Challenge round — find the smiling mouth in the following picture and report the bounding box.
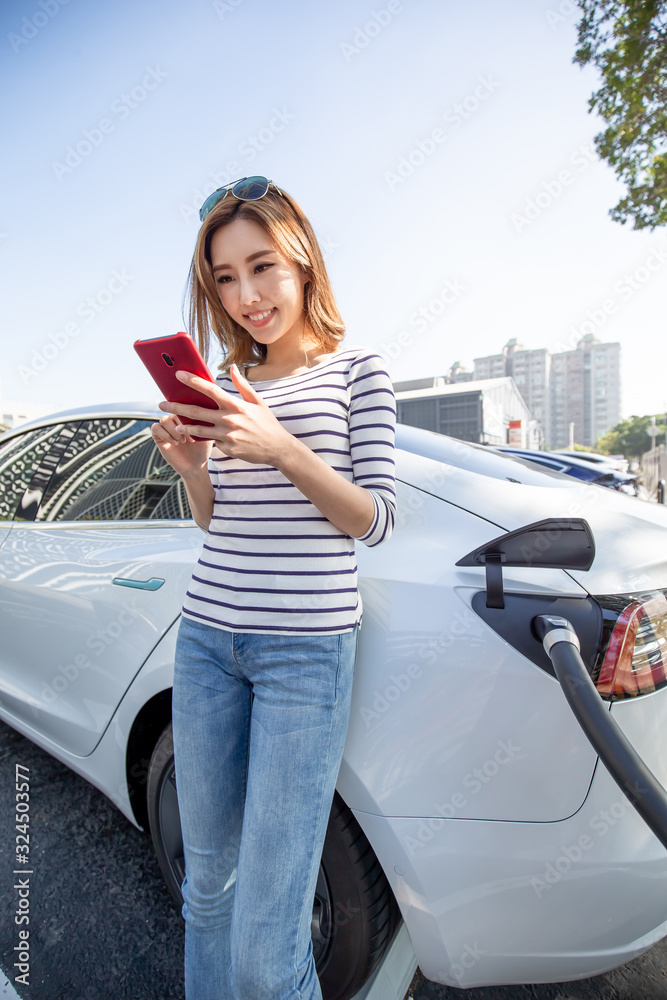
[246,307,276,323]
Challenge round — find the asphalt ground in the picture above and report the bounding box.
[1,719,667,1000]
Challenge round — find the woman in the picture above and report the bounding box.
[151,176,396,1000]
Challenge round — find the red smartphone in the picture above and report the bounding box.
[134,331,218,441]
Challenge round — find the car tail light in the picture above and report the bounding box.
[593,591,667,701]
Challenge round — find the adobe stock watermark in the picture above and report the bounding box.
[33,598,143,710]
[392,452,466,533]
[17,268,134,384]
[178,107,296,223]
[51,66,168,180]
[511,142,597,234]
[554,483,606,521]
[549,243,667,353]
[435,941,488,987]
[359,606,483,730]
[531,796,632,897]
[379,276,466,362]
[318,234,340,261]
[339,0,410,62]
[359,661,423,728]
[8,0,71,54]
[621,570,652,594]
[212,0,244,19]
[506,519,596,567]
[391,438,484,530]
[385,75,501,191]
[13,763,32,987]
[402,738,525,856]
[545,0,578,28]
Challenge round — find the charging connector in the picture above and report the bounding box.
[534,614,667,852]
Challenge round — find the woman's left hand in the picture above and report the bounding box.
[158,364,295,466]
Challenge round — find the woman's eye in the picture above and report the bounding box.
[216,263,272,285]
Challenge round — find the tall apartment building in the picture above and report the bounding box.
[474,340,550,444]
[473,336,620,448]
[549,335,621,450]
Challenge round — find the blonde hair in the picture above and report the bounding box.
[185,184,345,372]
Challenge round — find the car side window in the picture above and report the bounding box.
[0,423,67,521]
[35,418,193,522]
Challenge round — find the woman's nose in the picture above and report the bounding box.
[239,276,261,307]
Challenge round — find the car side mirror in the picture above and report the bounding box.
[456,517,595,609]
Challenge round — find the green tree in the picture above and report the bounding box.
[574,0,667,229]
[595,412,666,458]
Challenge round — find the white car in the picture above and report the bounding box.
[1,402,667,998]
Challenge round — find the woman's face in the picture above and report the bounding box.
[209,218,309,350]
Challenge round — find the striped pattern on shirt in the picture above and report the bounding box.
[180,346,397,635]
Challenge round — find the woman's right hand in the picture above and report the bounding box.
[150,413,213,477]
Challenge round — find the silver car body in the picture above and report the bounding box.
[1,404,666,988]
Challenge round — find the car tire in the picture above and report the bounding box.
[146,722,401,1000]
[315,787,402,1000]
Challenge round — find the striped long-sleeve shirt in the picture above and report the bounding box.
[180,346,397,634]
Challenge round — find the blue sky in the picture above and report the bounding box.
[1,0,665,423]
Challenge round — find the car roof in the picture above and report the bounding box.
[1,401,164,426]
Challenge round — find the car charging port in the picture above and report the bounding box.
[534,614,667,851]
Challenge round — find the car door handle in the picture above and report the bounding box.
[112,577,165,591]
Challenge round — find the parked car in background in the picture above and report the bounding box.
[2,405,667,997]
[493,446,640,495]
[553,450,630,474]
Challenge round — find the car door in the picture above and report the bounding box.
[0,415,203,756]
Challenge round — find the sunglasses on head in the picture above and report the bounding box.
[198,175,282,222]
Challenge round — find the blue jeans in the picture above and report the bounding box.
[171,615,359,1000]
